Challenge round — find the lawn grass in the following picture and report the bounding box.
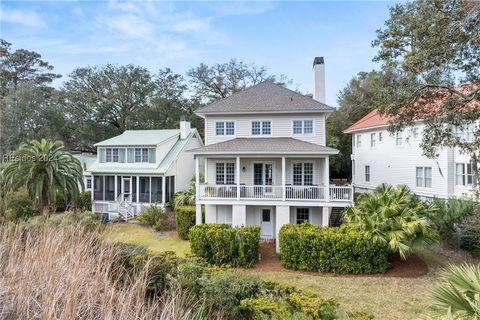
[103,223,191,257]
[259,247,453,320]
[103,223,454,319]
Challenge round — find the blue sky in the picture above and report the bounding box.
[1,1,395,106]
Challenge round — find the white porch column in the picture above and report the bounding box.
[195,204,202,224]
[114,175,118,200]
[91,175,95,212]
[275,205,290,253]
[322,207,331,227]
[136,176,140,203]
[232,204,246,227]
[161,176,166,205]
[282,156,286,201]
[324,157,330,202]
[236,156,241,200]
[195,156,200,199]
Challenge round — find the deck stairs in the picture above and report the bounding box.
[329,207,345,227]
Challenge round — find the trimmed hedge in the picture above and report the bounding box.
[279,223,390,274]
[175,205,196,239]
[189,224,260,268]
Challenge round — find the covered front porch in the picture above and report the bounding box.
[91,174,175,217]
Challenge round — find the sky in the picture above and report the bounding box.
[0,1,396,107]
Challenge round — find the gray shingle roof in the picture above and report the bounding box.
[189,138,338,155]
[196,81,335,114]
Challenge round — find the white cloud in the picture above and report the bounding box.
[96,13,153,39]
[1,8,45,28]
[72,7,83,16]
[171,18,211,32]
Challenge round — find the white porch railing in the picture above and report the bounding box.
[198,184,353,202]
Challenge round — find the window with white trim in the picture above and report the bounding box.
[378,132,383,142]
[456,163,475,186]
[104,148,119,163]
[356,135,362,148]
[215,121,235,136]
[86,178,92,189]
[292,162,313,186]
[396,132,403,146]
[134,148,149,163]
[365,165,370,182]
[292,120,314,135]
[416,167,432,188]
[251,120,272,136]
[216,163,235,185]
[370,133,376,147]
[296,208,310,224]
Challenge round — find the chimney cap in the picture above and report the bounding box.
[313,57,324,67]
[180,115,188,122]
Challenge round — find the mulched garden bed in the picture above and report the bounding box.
[247,242,429,278]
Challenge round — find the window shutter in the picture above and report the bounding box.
[119,148,126,163]
[127,148,134,163]
[148,148,156,163]
[99,148,106,163]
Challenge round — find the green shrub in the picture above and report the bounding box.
[76,191,92,211]
[286,290,338,320]
[4,187,37,221]
[189,224,260,268]
[347,311,375,320]
[175,205,196,239]
[346,184,439,259]
[279,223,390,274]
[137,205,168,230]
[455,208,480,253]
[429,198,475,238]
[201,271,261,319]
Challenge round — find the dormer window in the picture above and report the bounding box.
[292,120,313,135]
[251,120,272,136]
[135,148,149,163]
[104,148,119,163]
[216,121,235,136]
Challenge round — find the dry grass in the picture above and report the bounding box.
[0,225,202,320]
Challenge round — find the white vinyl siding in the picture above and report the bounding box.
[396,132,403,146]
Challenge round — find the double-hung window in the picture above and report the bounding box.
[292,162,313,186]
[296,208,310,224]
[356,135,362,148]
[216,163,235,185]
[292,120,314,135]
[216,121,235,136]
[251,121,272,136]
[396,132,403,146]
[370,133,376,147]
[416,167,432,188]
[135,148,149,163]
[365,165,370,182]
[456,163,475,186]
[104,148,119,163]
[378,132,383,142]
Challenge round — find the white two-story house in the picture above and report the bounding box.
[344,109,478,199]
[191,57,353,251]
[88,118,203,219]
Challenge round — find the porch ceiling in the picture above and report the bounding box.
[189,137,338,156]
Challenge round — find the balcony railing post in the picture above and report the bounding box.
[282,156,286,201]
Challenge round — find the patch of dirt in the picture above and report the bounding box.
[430,241,479,263]
[247,242,429,278]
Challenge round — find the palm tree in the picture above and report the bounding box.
[344,184,439,259]
[172,174,204,208]
[2,139,84,214]
[430,263,480,318]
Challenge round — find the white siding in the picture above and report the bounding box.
[351,123,475,199]
[204,113,326,146]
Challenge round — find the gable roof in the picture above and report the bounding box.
[94,129,180,147]
[196,81,335,115]
[189,137,338,155]
[88,129,199,174]
[343,109,390,133]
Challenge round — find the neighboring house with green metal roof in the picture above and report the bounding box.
[73,153,97,191]
[87,118,203,220]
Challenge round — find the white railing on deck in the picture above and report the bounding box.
[329,186,353,201]
[198,184,353,202]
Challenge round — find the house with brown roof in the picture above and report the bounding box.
[344,108,478,199]
[190,57,353,251]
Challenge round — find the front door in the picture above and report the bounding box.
[260,208,273,238]
[122,177,131,202]
[253,163,274,195]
